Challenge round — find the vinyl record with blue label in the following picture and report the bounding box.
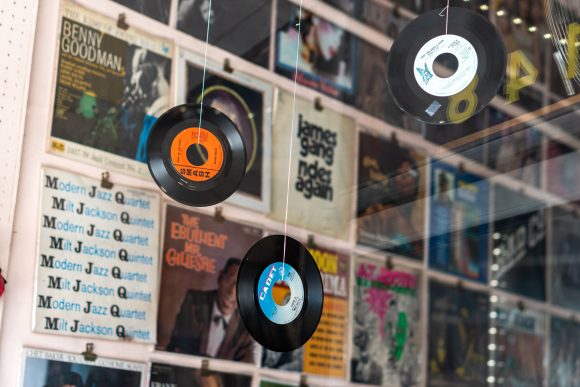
[237,235,323,352]
[146,104,246,206]
[387,7,506,125]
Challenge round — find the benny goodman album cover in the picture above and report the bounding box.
[491,185,547,301]
[429,161,490,283]
[262,244,350,379]
[49,1,173,178]
[351,258,421,387]
[357,131,426,260]
[21,348,144,387]
[270,90,355,240]
[179,49,272,213]
[156,204,262,364]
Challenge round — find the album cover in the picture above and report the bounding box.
[428,161,490,282]
[112,0,170,24]
[275,0,356,103]
[262,244,349,378]
[492,185,546,301]
[351,258,421,386]
[486,121,542,188]
[357,131,426,260]
[156,204,263,363]
[428,281,489,387]
[177,49,272,212]
[549,316,580,387]
[34,168,161,342]
[177,0,271,68]
[547,140,580,204]
[424,114,486,164]
[321,0,357,15]
[259,380,296,387]
[551,207,580,311]
[490,303,546,387]
[150,363,252,387]
[358,1,412,38]
[21,348,144,387]
[49,1,173,178]
[270,90,356,240]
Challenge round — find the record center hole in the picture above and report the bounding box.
[186,143,208,166]
[433,53,459,78]
[272,281,291,306]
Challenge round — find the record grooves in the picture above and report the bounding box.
[387,7,506,125]
[237,235,323,352]
[146,104,246,207]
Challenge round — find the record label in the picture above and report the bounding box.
[257,262,304,325]
[413,34,477,97]
[170,127,225,182]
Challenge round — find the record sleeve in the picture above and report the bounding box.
[551,207,580,311]
[321,0,357,15]
[259,380,297,387]
[549,316,580,387]
[547,140,580,204]
[177,49,272,212]
[270,90,356,240]
[150,362,252,387]
[351,257,421,386]
[428,281,489,387]
[492,185,547,301]
[357,130,427,260]
[428,161,490,283]
[177,0,271,68]
[261,244,349,379]
[156,204,263,363]
[489,302,546,387]
[275,0,357,104]
[112,0,170,24]
[49,1,173,178]
[21,348,144,387]
[34,168,161,343]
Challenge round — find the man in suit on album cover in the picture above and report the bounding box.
[167,258,254,363]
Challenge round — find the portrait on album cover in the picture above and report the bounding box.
[177,0,272,67]
[157,204,263,365]
[150,363,252,387]
[112,0,170,23]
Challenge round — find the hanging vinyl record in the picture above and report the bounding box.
[387,7,506,125]
[237,235,323,352]
[146,104,246,207]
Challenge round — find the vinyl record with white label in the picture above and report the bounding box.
[387,7,506,124]
[237,235,323,352]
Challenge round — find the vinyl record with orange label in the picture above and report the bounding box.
[147,104,246,206]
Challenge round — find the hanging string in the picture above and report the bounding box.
[439,0,450,34]
[197,0,214,144]
[281,0,305,280]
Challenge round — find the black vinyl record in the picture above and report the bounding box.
[146,104,246,207]
[387,7,506,125]
[237,235,323,352]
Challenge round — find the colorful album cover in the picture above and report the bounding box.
[270,90,356,240]
[547,140,580,204]
[112,0,170,24]
[177,0,271,68]
[489,302,546,387]
[150,363,252,386]
[486,122,542,188]
[156,204,263,363]
[34,168,161,343]
[21,348,144,387]
[262,244,349,379]
[551,207,580,311]
[428,161,490,282]
[549,316,580,387]
[176,49,272,212]
[492,185,547,301]
[351,258,421,386]
[49,1,173,178]
[275,0,357,103]
[428,281,489,387]
[357,131,426,260]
